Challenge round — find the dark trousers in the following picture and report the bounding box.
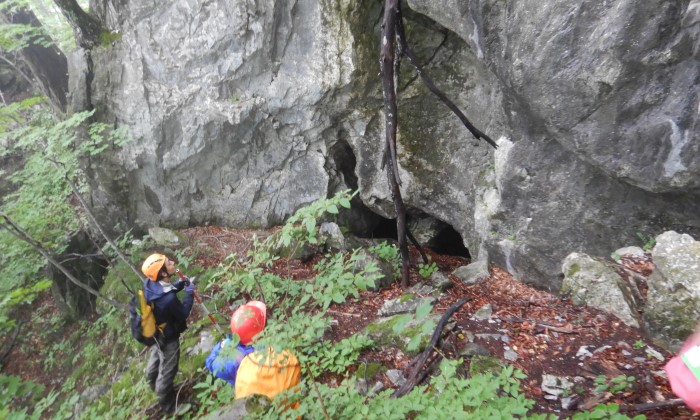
[145,338,180,413]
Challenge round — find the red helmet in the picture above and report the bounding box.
[230,301,267,345]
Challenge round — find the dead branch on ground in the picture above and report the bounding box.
[392,296,471,397]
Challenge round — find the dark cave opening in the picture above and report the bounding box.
[365,215,470,259]
[426,224,471,259]
[327,137,470,260]
[368,216,398,240]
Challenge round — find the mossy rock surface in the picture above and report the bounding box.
[355,362,387,382]
[203,394,270,419]
[398,293,416,303]
[364,314,441,357]
[469,355,505,377]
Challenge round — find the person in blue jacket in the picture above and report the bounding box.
[141,253,195,415]
[205,301,266,386]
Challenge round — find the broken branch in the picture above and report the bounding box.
[392,296,471,397]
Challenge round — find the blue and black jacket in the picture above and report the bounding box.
[205,338,256,386]
[144,278,194,341]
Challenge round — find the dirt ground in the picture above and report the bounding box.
[4,226,697,419]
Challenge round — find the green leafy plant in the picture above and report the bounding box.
[368,240,401,274]
[304,334,374,378]
[274,189,354,248]
[302,250,380,310]
[0,375,45,407]
[265,360,538,419]
[391,300,436,352]
[635,232,656,252]
[0,279,52,332]
[0,100,130,294]
[193,370,236,417]
[369,240,398,262]
[173,246,194,270]
[632,340,645,350]
[594,375,636,394]
[417,262,438,278]
[571,403,645,419]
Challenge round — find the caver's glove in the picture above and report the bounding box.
[185,282,196,294]
[181,275,196,286]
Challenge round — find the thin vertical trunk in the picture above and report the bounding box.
[380,0,411,287]
[0,7,68,112]
[379,0,497,287]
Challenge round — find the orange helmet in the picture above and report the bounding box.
[230,301,267,345]
[142,253,166,281]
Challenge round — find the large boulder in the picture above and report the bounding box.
[644,231,700,351]
[558,231,700,351]
[73,0,699,290]
[560,253,641,328]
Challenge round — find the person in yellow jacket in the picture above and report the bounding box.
[227,301,301,402]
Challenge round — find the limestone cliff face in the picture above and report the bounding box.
[72,0,699,290]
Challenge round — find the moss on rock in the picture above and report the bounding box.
[469,355,505,377]
[355,362,386,381]
[364,314,440,357]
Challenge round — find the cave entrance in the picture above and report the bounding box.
[368,216,398,240]
[327,137,470,259]
[362,214,470,259]
[425,224,471,259]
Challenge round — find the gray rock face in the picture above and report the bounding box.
[561,253,641,327]
[644,231,700,350]
[452,259,489,285]
[559,231,700,351]
[148,226,181,247]
[75,0,699,290]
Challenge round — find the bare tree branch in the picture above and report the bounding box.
[0,212,126,310]
[392,296,471,397]
[395,17,497,148]
[66,175,144,282]
[44,157,144,284]
[630,399,686,412]
[380,0,411,287]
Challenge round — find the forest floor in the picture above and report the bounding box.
[4,226,697,419]
[179,226,695,419]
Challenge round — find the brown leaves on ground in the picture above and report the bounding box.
[182,227,694,419]
[3,227,694,419]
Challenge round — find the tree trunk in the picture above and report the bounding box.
[0,7,68,112]
[52,0,102,49]
[380,0,411,287]
[379,0,497,288]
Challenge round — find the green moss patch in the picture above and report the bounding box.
[364,314,440,357]
[469,355,505,377]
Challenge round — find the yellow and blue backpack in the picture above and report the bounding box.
[128,283,165,346]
